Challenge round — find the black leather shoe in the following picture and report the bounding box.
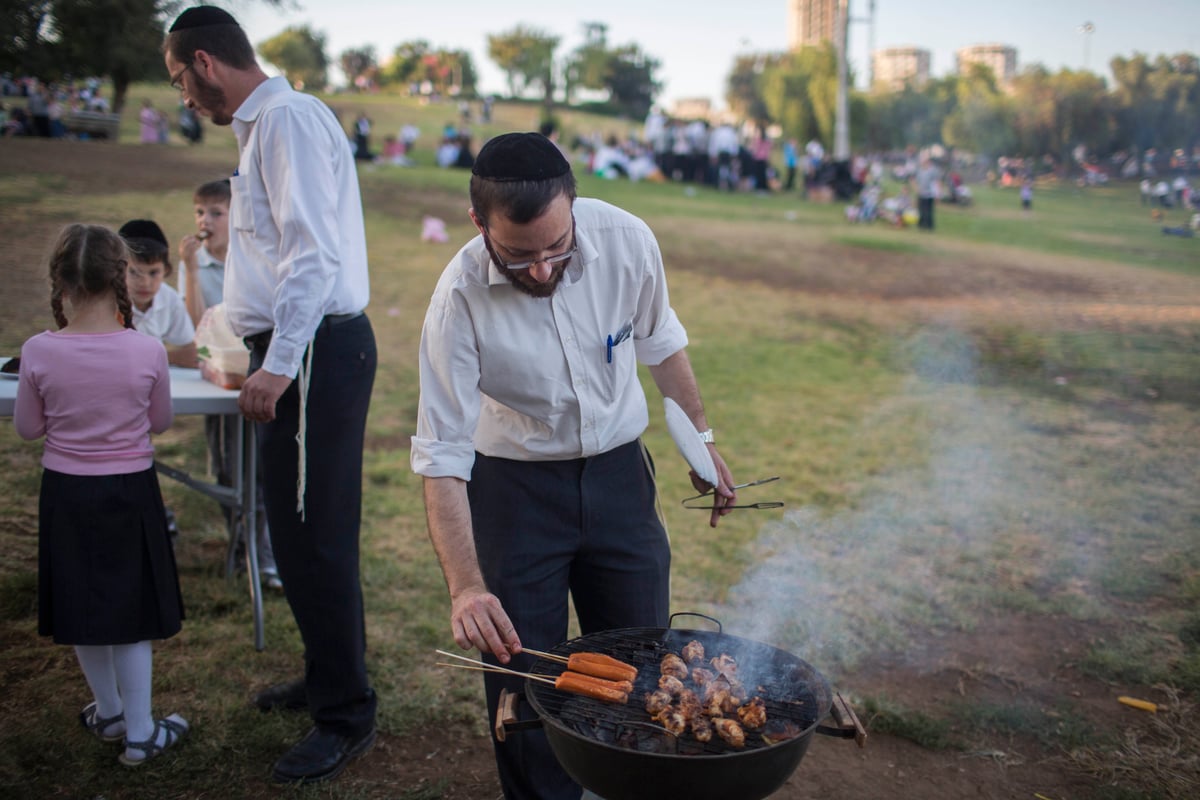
[253,679,308,712]
[271,726,376,784]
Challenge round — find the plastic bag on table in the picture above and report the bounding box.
[195,303,249,389]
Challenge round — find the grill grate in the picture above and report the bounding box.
[527,627,828,756]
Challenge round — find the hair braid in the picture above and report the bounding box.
[50,279,69,329]
[111,271,135,329]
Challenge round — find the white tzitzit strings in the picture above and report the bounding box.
[294,342,315,520]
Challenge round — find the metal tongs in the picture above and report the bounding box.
[682,476,784,510]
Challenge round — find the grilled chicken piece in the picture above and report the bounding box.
[727,677,748,704]
[691,667,715,690]
[644,689,673,715]
[761,719,802,744]
[702,675,731,702]
[658,674,685,695]
[653,706,688,736]
[677,689,703,722]
[710,653,738,678]
[736,696,767,729]
[660,653,689,680]
[712,717,746,748]
[704,688,737,717]
[681,639,706,665]
[691,713,714,743]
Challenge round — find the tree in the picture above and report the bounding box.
[258,25,328,91]
[339,46,377,92]
[378,39,431,89]
[942,64,1016,159]
[563,22,610,103]
[726,53,774,124]
[487,24,558,110]
[0,0,53,76]
[602,44,661,118]
[378,41,475,97]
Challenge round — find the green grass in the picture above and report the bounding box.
[2,86,1200,797]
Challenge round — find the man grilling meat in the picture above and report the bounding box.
[411,132,737,800]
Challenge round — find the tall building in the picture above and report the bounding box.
[787,0,840,49]
[872,47,931,92]
[956,43,1018,84]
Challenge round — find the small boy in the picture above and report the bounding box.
[177,180,281,590]
[119,219,196,367]
[178,179,230,327]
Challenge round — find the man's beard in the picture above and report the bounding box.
[497,262,567,298]
[191,73,233,126]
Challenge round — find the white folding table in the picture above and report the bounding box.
[1,362,266,651]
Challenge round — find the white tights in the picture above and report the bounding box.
[74,641,154,741]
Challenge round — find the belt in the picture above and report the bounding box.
[244,311,364,350]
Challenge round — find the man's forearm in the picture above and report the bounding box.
[423,475,486,599]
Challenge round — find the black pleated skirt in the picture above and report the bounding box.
[37,467,184,645]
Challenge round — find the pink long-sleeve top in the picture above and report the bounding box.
[14,329,173,475]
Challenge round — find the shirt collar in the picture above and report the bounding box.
[232,75,289,125]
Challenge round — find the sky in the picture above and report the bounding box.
[235,0,1200,109]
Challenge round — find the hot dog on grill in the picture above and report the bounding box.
[566,652,638,683]
[554,670,630,703]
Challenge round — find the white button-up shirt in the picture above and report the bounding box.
[226,76,370,377]
[132,283,194,346]
[411,198,688,481]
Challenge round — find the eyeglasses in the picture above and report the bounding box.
[682,476,784,510]
[169,62,194,93]
[484,217,577,272]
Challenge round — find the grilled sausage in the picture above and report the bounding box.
[566,652,638,683]
[554,670,630,703]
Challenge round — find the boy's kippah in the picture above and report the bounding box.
[169,5,239,32]
[472,132,571,182]
[119,219,169,249]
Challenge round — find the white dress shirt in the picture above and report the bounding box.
[132,283,195,346]
[226,76,370,378]
[411,198,688,481]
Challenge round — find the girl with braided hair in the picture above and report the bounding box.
[13,223,189,767]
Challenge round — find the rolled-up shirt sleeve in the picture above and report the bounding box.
[411,280,482,480]
[632,227,688,366]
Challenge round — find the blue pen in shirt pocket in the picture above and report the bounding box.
[606,321,633,363]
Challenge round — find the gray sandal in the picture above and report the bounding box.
[79,702,125,742]
[118,715,188,766]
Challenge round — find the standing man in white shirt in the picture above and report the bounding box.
[164,6,377,784]
[411,132,738,800]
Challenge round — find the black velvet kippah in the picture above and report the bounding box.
[119,219,169,249]
[169,5,239,32]
[472,132,571,181]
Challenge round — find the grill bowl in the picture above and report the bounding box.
[525,625,833,800]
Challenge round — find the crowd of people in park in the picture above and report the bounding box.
[2,75,204,143]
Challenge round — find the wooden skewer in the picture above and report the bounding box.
[434,649,557,684]
[435,661,556,685]
[518,647,569,664]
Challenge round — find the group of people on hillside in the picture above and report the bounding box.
[13,8,738,800]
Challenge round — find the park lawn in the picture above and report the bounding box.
[1,97,1199,797]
